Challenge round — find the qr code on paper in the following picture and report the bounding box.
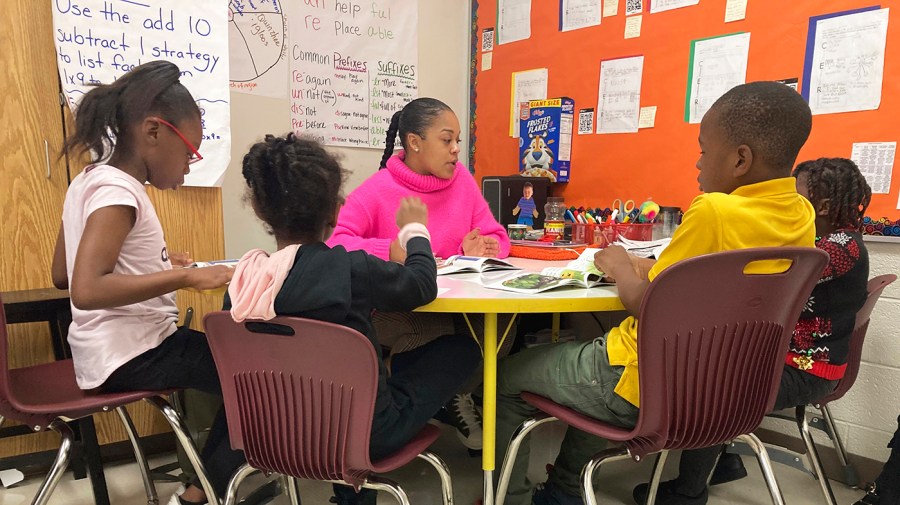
[482,28,495,52]
[625,0,643,15]
[578,108,594,135]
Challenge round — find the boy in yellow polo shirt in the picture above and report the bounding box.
[496,81,816,505]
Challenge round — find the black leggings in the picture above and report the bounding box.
[102,326,245,498]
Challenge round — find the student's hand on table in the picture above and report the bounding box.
[169,252,194,267]
[187,265,233,291]
[594,246,633,282]
[396,196,428,228]
[462,228,500,257]
[389,239,407,263]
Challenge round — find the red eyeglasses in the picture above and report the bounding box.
[154,117,204,165]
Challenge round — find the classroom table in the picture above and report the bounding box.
[416,257,624,505]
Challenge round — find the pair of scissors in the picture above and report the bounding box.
[611,199,635,222]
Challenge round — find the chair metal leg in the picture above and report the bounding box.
[581,448,631,505]
[645,451,669,505]
[223,463,259,505]
[360,475,411,505]
[819,404,859,487]
[0,414,5,430]
[33,419,75,505]
[495,416,558,505]
[281,475,301,505]
[796,407,837,505]
[145,396,220,505]
[736,433,786,505]
[116,406,159,505]
[417,451,454,505]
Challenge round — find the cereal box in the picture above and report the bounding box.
[518,97,574,183]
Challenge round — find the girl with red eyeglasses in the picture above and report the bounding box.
[51,60,240,505]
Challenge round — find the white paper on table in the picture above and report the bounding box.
[624,15,642,38]
[724,0,747,22]
[510,68,549,137]
[808,8,889,115]
[0,469,24,488]
[638,106,657,128]
[851,142,896,195]
[649,0,698,14]
[561,0,601,31]
[687,32,751,124]
[597,56,644,134]
[498,0,532,44]
[482,52,493,71]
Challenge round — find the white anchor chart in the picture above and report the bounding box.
[229,0,288,98]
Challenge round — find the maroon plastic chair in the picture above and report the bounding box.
[202,312,454,505]
[0,295,219,505]
[495,247,828,505]
[758,273,896,505]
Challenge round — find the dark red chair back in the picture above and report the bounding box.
[625,247,828,458]
[819,274,896,405]
[203,313,381,488]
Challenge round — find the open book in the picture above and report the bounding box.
[187,259,240,268]
[483,249,611,293]
[436,255,521,275]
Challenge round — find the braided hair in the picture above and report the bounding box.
[242,133,349,243]
[379,97,453,168]
[63,60,198,162]
[793,158,871,230]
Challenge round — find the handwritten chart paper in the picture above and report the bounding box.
[286,0,418,149]
[560,0,601,32]
[52,0,231,187]
[807,8,889,115]
[685,32,750,124]
[509,68,549,136]
[649,0,698,14]
[597,56,643,134]
[229,0,288,98]
[499,0,532,44]
[851,142,895,195]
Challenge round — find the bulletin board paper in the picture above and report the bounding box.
[286,0,418,149]
[52,0,231,187]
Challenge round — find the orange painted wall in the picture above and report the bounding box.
[472,1,900,218]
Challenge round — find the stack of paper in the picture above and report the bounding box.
[614,237,672,259]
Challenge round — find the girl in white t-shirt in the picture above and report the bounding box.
[51,60,238,505]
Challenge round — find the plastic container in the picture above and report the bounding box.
[656,206,681,239]
[615,223,653,241]
[543,197,566,240]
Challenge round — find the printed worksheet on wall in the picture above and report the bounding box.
[807,8,889,115]
[596,56,643,134]
[52,0,231,187]
[499,0,532,44]
[229,0,288,98]
[852,142,895,195]
[285,0,418,149]
[560,0,601,32]
[649,0,698,14]
[509,68,549,137]
[685,32,750,124]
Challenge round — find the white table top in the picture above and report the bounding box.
[417,257,624,314]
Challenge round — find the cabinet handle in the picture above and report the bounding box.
[44,139,51,179]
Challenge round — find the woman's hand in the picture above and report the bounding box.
[462,228,500,257]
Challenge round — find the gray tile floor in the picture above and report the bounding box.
[0,422,865,505]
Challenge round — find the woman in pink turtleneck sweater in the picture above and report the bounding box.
[328,98,509,261]
[327,98,513,459]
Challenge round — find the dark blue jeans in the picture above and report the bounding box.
[334,333,481,503]
[101,326,245,499]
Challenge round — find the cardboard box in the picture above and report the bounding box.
[519,97,574,183]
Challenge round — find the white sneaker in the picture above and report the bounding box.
[166,485,187,505]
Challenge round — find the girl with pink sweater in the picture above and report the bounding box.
[327,98,512,453]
